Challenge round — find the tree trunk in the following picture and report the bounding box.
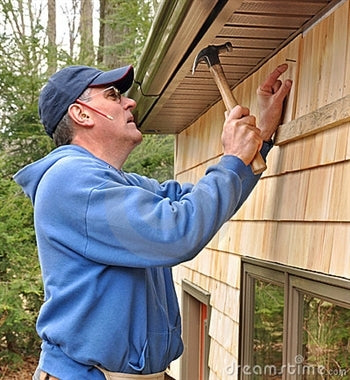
[103,0,127,68]
[47,0,57,74]
[97,0,106,64]
[79,0,94,65]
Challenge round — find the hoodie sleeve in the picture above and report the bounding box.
[34,143,271,268]
[82,151,267,268]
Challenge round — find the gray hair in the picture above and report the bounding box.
[52,88,92,147]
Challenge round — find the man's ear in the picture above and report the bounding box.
[68,104,94,127]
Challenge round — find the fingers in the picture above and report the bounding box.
[258,63,289,94]
[225,107,257,133]
[222,106,263,165]
[272,79,282,94]
[280,78,293,96]
[226,105,250,120]
[225,106,259,134]
[272,78,293,105]
[257,65,293,110]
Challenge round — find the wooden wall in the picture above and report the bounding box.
[172,1,350,379]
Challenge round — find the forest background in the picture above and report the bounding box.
[0,0,173,377]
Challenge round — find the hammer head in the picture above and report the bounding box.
[192,42,233,74]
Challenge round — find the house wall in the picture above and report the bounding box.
[172,1,350,379]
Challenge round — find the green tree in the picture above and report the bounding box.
[124,134,174,182]
[0,0,55,178]
[0,177,42,367]
[99,0,156,68]
[254,280,284,367]
[0,0,50,369]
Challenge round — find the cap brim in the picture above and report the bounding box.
[89,65,134,94]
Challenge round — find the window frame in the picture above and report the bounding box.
[240,258,350,380]
[181,279,211,380]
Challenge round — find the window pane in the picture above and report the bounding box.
[253,280,284,378]
[302,295,350,379]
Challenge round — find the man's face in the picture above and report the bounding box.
[86,86,142,149]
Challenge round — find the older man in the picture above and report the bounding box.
[14,63,291,379]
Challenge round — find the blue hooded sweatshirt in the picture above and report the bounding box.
[14,143,271,379]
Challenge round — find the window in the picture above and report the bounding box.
[253,280,284,374]
[301,294,350,377]
[181,280,211,380]
[240,259,350,380]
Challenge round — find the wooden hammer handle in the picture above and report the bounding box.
[209,64,267,175]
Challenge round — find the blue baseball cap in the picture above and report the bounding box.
[39,65,134,137]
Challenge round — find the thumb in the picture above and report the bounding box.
[226,105,250,121]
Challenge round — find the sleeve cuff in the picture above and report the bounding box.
[220,140,274,178]
[260,139,274,158]
[219,155,252,180]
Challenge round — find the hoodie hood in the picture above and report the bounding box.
[13,145,93,204]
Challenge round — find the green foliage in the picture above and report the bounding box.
[0,178,42,367]
[253,280,284,366]
[100,0,157,66]
[0,0,49,368]
[303,297,350,372]
[124,134,174,182]
[0,0,54,178]
[253,281,350,377]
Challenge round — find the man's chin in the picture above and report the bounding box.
[132,131,143,146]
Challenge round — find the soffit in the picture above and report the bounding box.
[128,0,342,134]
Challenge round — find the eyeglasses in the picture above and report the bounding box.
[87,86,121,103]
[74,86,121,120]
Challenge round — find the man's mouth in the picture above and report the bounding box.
[127,116,139,129]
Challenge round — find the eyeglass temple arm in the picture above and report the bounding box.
[75,99,114,120]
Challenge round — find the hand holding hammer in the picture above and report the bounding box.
[192,43,285,175]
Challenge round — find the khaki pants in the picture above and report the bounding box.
[34,367,173,380]
[36,369,59,380]
[97,367,166,379]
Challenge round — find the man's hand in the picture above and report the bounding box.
[257,63,292,141]
[222,106,263,166]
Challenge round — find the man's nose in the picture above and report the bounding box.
[122,96,137,110]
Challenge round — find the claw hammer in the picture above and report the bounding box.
[192,42,267,175]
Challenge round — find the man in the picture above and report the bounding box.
[14,63,291,379]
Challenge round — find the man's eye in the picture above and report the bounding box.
[107,91,116,98]
[106,91,120,101]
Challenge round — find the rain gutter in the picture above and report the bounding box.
[128,0,232,130]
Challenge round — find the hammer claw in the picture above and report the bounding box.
[192,42,233,74]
